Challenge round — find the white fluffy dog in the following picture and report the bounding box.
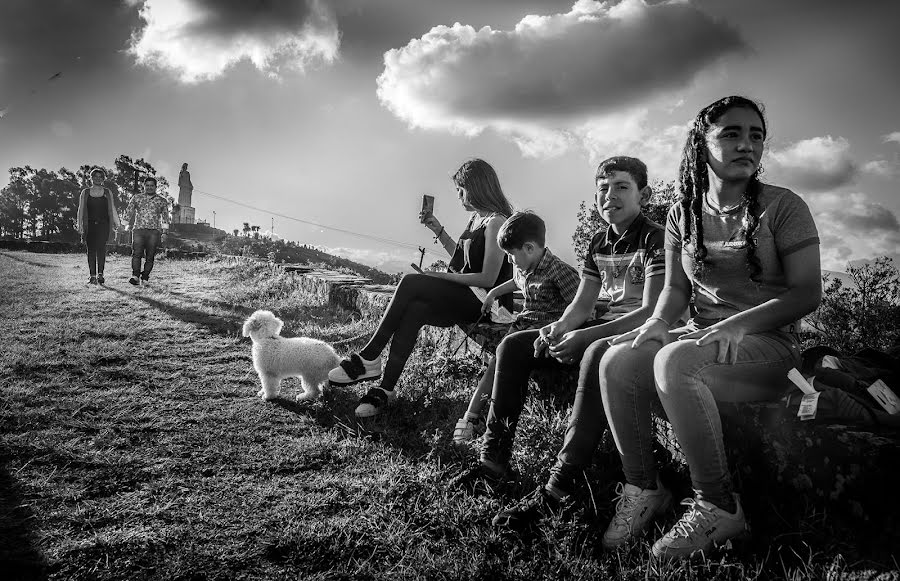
[242,310,340,402]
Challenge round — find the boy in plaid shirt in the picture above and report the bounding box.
[453,211,580,444]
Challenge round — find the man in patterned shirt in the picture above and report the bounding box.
[123,176,170,285]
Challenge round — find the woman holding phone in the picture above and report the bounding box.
[328,158,515,418]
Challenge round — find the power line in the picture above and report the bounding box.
[191,187,444,259]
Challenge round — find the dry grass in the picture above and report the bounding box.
[1,251,897,580]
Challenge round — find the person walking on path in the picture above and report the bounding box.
[76,167,121,285]
[123,176,169,286]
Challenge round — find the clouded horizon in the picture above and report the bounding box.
[2,0,898,273]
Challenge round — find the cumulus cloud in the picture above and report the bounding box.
[883,131,900,144]
[766,136,858,192]
[805,192,900,270]
[863,159,898,178]
[377,0,744,159]
[128,0,340,82]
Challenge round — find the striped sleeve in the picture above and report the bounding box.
[643,226,666,278]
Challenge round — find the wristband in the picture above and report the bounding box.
[433,226,445,244]
[646,316,671,328]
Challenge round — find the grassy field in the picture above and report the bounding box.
[1,251,898,580]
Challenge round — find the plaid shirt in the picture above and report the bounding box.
[513,247,580,327]
[124,193,170,231]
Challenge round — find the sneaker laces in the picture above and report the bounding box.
[610,482,642,527]
[668,498,714,540]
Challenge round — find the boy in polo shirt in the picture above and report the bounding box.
[452,211,580,445]
[450,157,665,511]
[486,156,667,524]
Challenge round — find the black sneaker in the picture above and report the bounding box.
[128,276,139,286]
[88,276,98,285]
[492,486,569,529]
[97,273,105,285]
[448,460,510,492]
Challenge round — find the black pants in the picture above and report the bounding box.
[481,323,611,486]
[131,229,161,279]
[85,221,109,276]
[360,273,482,390]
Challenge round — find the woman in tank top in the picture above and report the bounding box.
[328,159,515,418]
[76,167,122,285]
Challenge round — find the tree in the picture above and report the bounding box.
[571,179,678,263]
[806,257,900,353]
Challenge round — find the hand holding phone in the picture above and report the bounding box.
[419,194,435,224]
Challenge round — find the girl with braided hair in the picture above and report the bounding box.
[596,96,822,559]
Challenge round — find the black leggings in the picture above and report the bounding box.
[85,222,109,276]
[360,273,482,391]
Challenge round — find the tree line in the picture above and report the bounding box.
[0,155,172,241]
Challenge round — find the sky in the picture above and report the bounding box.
[1,0,898,274]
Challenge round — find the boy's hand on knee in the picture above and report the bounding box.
[548,330,587,364]
[611,319,671,349]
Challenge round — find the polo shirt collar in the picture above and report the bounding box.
[602,213,645,247]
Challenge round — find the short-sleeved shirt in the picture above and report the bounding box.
[124,193,170,231]
[512,247,580,327]
[583,213,665,320]
[664,184,819,324]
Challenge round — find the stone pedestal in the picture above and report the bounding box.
[172,205,195,225]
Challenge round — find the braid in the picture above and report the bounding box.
[678,126,709,279]
[740,175,763,282]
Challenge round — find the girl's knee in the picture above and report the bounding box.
[653,341,710,396]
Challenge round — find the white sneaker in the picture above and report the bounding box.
[452,416,485,446]
[602,481,673,549]
[354,387,396,418]
[328,353,382,386]
[651,494,749,561]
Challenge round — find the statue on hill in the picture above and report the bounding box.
[178,163,193,206]
[173,162,196,225]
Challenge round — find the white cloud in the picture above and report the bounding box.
[323,246,422,274]
[766,136,858,192]
[863,159,897,178]
[128,0,340,83]
[377,0,743,160]
[883,131,900,144]
[804,191,900,271]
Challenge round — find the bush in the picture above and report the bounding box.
[806,256,900,353]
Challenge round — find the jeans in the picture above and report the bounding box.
[481,321,606,468]
[359,273,482,391]
[131,229,161,279]
[599,322,800,507]
[85,221,109,276]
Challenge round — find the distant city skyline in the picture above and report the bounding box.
[2,0,898,274]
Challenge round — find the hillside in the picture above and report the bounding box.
[214,236,396,284]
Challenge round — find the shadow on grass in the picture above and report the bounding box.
[107,286,245,337]
[0,450,49,581]
[0,251,55,269]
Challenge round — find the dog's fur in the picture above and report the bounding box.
[242,310,340,402]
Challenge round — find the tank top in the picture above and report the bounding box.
[449,213,514,310]
[86,192,109,223]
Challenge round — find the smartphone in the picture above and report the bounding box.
[410,263,424,273]
[420,194,435,223]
